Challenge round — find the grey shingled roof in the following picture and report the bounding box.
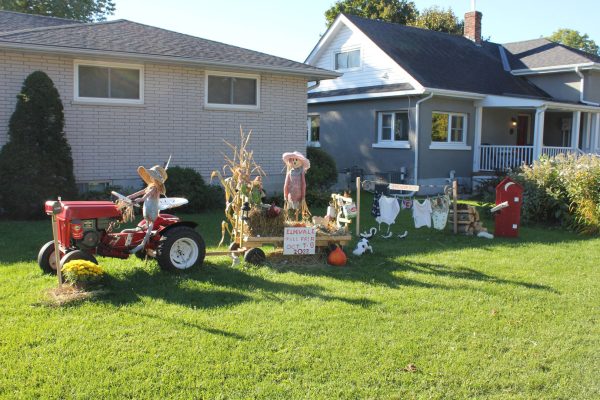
[343,14,550,99]
[0,12,337,79]
[0,10,81,33]
[502,38,600,70]
[308,83,414,99]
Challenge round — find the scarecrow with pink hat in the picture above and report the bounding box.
[282,151,310,220]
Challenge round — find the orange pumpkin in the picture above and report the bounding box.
[327,246,347,266]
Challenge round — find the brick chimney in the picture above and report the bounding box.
[464,10,482,44]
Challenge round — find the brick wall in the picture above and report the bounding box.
[0,50,308,192]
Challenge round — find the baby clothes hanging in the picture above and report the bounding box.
[376,195,400,232]
[431,195,450,230]
[402,199,413,210]
[371,192,382,218]
[412,198,432,228]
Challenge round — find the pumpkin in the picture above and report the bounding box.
[327,245,347,266]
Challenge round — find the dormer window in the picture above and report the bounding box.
[335,48,360,70]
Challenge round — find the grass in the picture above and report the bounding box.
[0,193,599,399]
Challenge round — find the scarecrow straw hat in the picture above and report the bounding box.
[137,165,168,195]
[282,151,310,170]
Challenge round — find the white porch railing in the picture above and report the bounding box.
[541,146,578,158]
[479,145,534,171]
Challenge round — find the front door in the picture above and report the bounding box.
[517,114,530,145]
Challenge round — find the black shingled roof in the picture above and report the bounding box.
[0,11,337,79]
[308,83,413,99]
[342,14,551,99]
[0,10,81,33]
[502,38,600,70]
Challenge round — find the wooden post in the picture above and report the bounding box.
[356,176,361,236]
[51,214,63,286]
[452,180,458,235]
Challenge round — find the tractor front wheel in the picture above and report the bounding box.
[156,227,205,272]
[37,241,60,274]
[59,250,98,271]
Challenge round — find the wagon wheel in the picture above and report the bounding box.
[244,248,266,265]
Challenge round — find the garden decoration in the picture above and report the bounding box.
[327,245,347,266]
[282,151,310,221]
[352,238,373,256]
[38,158,206,274]
[209,129,354,266]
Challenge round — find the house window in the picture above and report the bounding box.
[335,49,360,70]
[75,61,143,104]
[431,112,467,144]
[206,71,260,110]
[307,115,320,146]
[374,111,409,148]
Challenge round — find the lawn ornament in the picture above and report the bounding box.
[398,230,408,239]
[38,193,204,273]
[327,245,347,266]
[360,227,377,239]
[38,158,206,273]
[283,151,310,220]
[381,231,394,239]
[352,238,373,256]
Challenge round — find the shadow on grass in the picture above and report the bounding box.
[97,261,377,310]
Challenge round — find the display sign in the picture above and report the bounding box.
[283,227,316,255]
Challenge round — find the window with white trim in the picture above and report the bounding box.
[307,115,320,146]
[431,112,467,144]
[377,111,409,144]
[206,72,259,109]
[335,49,360,70]
[75,61,143,104]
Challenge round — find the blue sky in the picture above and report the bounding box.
[110,0,600,62]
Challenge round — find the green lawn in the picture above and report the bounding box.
[0,194,599,399]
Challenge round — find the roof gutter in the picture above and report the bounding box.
[0,41,341,81]
[414,92,434,185]
[575,65,600,106]
[422,87,486,100]
[511,62,599,76]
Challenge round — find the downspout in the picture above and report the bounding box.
[575,66,600,106]
[414,92,434,184]
[307,80,321,92]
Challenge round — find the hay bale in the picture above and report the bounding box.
[247,207,286,237]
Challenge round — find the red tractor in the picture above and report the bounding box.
[37,193,205,273]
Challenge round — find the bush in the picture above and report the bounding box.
[509,154,600,234]
[306,147,338,207]
[62,260,104,285]
[77,185,122,201]
[0,71,77,219]
[165,166,223,213]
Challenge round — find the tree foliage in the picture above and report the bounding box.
[0,71,77,219]
[410,6,463,35]
[0,0,115,22]
[548,29,599,56]
[325,0,418,27]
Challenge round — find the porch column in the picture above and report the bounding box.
[533,107,546,160]
[472,105,483,172]
[571,111,581,151]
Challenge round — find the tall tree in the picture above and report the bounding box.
[0,71,77,219]
[0,0,115,22]
[325,0,418,27]
[410,6,463,35]
[548,29,599,56]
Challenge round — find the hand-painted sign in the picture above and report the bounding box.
[283,227,316,255]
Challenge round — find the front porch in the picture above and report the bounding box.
[473,102,600,172]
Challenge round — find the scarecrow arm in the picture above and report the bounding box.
[127,189,146,200]
[284,172,290,199]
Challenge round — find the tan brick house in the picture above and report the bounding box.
[0,11,338,192]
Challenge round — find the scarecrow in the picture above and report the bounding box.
[282,151,310,220]
[126,163,168,254]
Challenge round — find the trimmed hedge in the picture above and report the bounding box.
[306,147,338,207]
[164,166,223,213]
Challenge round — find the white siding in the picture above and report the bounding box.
[309,22,414,93]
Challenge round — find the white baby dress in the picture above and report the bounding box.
[412,199,432,228]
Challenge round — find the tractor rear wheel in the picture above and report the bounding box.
[156,227,205,272]
[37,241,61,274]
[59,250,98,271]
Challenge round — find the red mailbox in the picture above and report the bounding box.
[493,177,523,238]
